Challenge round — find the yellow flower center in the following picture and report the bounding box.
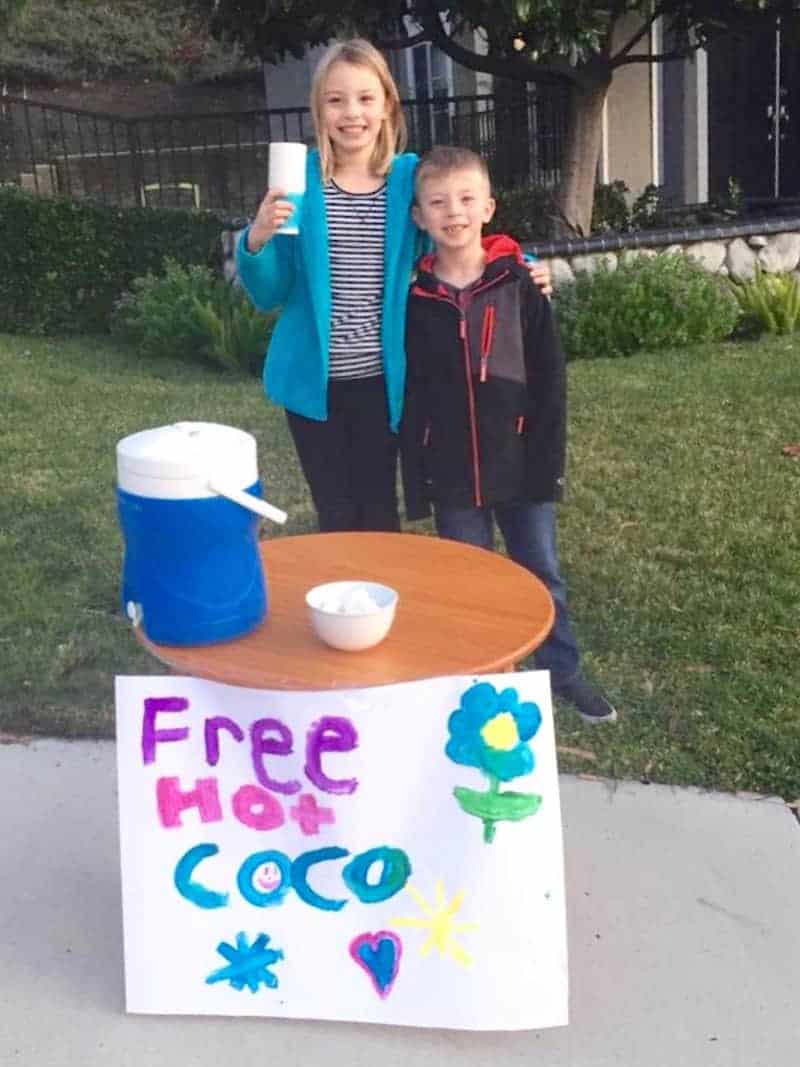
[480,712,519,752]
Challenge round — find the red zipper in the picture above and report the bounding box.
[411,270,509,509]
[480,304,496,383]
[457,298,482,507]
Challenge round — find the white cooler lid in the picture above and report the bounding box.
[117,422,259,499]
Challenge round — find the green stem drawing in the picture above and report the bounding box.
[453,775,542,845]
[484,776,500,843]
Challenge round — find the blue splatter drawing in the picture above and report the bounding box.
[206,932,284,992]
[446,682,543,843]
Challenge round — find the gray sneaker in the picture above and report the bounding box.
[554,678,618,724]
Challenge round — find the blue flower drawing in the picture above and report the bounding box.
[447,682,542,780]
[445,682,543,843]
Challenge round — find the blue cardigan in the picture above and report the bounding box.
[236,149,423,432]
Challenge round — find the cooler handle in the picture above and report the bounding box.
[208,480,288,525]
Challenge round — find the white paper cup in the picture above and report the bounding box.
[268,142,307,235]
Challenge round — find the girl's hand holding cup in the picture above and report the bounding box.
[246,189,296,252]
[246,143,308,252]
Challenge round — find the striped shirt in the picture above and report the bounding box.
[325,179,386,380]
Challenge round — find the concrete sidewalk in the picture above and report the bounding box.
[1,740,798,1067]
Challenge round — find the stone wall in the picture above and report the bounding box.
[542,231,800,288]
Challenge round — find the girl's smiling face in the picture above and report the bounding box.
[321,61,388,160]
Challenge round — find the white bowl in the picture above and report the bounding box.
[305,580,399,652]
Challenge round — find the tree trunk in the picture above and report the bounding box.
[556,80,610,237]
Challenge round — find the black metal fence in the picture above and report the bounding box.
[0,86,568,219]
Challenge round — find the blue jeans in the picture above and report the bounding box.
[433,501,581,688]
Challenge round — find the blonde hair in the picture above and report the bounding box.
[310,39,407,182]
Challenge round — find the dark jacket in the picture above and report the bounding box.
[401,233,567,520]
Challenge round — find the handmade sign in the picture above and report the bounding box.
[115,671,568,1030]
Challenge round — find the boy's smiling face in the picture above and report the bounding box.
[413,165,496,254]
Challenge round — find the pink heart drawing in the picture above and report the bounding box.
[349,931,403,999]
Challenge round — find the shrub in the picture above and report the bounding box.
[630,183,670,231]
[490,184,558,243]
[629,180,745,232]
[728,267,800,335]
[592,180,630,234]
[0,185,222,334]
[555,253,741,360]
[116,258,274,374]
[456,179,744,245]
[114,259,216,361]
[193,281,277,376]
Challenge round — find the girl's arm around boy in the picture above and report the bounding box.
[522,277,567,503]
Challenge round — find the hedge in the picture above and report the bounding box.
[0,186,224,334]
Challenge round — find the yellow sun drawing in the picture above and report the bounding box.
[391,880,478,968]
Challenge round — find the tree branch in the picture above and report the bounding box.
[411,0,599,90]
[613,48,691,67]
[372,29,428,50]
[600,9,622,60]
[612,2,671,61]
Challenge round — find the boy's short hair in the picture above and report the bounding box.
[414,146,491,200]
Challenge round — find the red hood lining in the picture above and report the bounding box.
[417,233,525,277]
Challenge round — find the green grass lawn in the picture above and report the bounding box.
[2,332,799,800]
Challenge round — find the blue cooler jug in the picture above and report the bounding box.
[116,421,287,645]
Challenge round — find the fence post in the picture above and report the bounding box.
[0,92,13,183]
[128,118,144,206]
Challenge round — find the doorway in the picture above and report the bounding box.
[708,18,799,199]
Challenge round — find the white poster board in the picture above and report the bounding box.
[115,672,568,1030]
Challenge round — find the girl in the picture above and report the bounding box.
[237,38,550,533]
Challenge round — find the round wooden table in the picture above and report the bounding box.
[135,531,554,690]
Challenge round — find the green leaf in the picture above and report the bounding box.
[453,785,542,823]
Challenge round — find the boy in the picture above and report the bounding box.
[401,146,616,724]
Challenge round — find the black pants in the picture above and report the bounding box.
[286,375,400,532]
